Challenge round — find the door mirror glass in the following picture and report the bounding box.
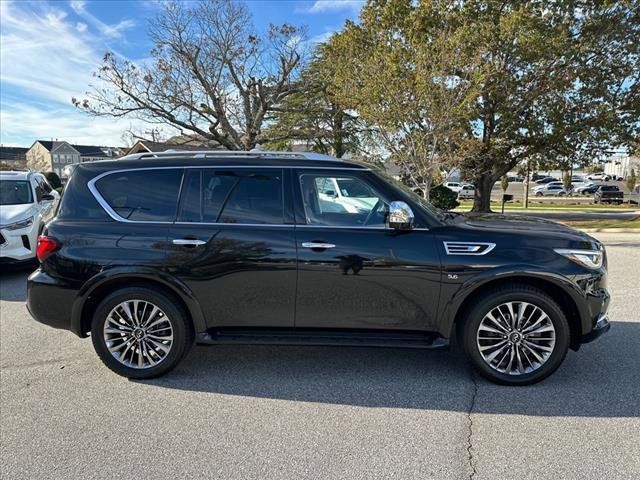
[35,186,43,202]
[41,193,55,201]
[387,201,414,230]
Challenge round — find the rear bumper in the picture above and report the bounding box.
[27,269,79,335]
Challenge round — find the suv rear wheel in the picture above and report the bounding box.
[91,286,193,379]
[462,285,570,385]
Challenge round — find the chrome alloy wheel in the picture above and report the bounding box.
[103,300,174,369]
[476,302,556,376]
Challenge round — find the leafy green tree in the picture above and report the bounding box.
[44,172,62,189]
[455,0,639,211]
[326,0,639,211]
[263,45,361,157]
[325,0,480,198]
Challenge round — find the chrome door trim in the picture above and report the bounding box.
[172,239,206,246]
[301,242,336,249]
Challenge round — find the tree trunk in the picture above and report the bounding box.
[471,174,494,212]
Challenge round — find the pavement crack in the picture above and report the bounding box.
[465,366,479,480]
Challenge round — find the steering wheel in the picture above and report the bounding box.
[363,199,385,226]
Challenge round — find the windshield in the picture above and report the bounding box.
[0,180,33,205]
[371,170,445,222]
[335,178,376,198]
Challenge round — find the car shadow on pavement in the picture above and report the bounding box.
[142,320,640,418]
[0,267,34,302]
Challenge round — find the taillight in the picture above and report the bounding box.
[36,236,60,262]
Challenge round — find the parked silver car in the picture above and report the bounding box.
[533,184,567,196]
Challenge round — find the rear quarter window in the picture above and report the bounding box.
[95,169,183,221]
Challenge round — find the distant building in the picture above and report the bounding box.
[0,146,29,170]
[124,135,222,156]
[603,153,640,179]
[25,140,121,176]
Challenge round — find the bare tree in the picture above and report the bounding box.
[73,0,305,150]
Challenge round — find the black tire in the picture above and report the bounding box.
[461,285,570,386]
[91,286,194,379]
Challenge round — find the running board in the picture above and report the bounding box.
[197,328,448,350]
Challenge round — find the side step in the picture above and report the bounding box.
[197,328,448,350]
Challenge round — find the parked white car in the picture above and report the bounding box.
[1,171,60,262]
[315,177,379,213]
[533,184,567,196]
[457,184,475,199]
[443,181,473,193]
[586,173,611,181]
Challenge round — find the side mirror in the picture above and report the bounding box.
[325,190,337,198]
[387,201,414,230]
[42,193,55,201]
[35,186,43,202]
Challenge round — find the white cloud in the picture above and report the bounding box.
[0,1,152,146]
[308,30,335,45]
[307,0,364,14]
[76,22,87,32]
[70,0,135,38]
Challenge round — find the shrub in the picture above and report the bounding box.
[430,184,459,210]
[44,171,62,189]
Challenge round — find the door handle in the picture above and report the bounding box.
[302,242,336,249]
[172,239,206,246]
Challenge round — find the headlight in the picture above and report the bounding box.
[3,217,34,230]
[554,248,603,269]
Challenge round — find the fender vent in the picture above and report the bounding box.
[443,241,495,255]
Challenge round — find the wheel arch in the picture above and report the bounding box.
[448,275,583,350]
[71,270,207,338]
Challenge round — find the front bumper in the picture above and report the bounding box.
[0,222,38,261]
[581,313,611,343]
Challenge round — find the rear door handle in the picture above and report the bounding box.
[172,239,206,246]
[302,242,336,249]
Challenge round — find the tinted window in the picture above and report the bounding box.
[178,170,202,222]
[96,169,182,221]
[218,170,283,224]
[177,170,239,223]
[299,173,387,227]
[203,171,237,222]
[0,180,33,205]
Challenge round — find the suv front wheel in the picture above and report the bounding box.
[91,286,193,379]
[462,285,570,385]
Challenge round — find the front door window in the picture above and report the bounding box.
[299,173,387,227]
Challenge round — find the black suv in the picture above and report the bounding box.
[27,151,610,385]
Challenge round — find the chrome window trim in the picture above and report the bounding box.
[88,166,370,224]
[87,166,435,232]
[443,241,496,255]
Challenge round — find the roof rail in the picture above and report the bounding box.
[118,149,341,162]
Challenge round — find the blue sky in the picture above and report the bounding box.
[0,0,363,147]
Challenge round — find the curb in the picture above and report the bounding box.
[577,228,640,233]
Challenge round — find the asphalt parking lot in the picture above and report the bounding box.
[1,232,639,480]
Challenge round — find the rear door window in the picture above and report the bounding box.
[177,169,284,224]
[95,169,183,221]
